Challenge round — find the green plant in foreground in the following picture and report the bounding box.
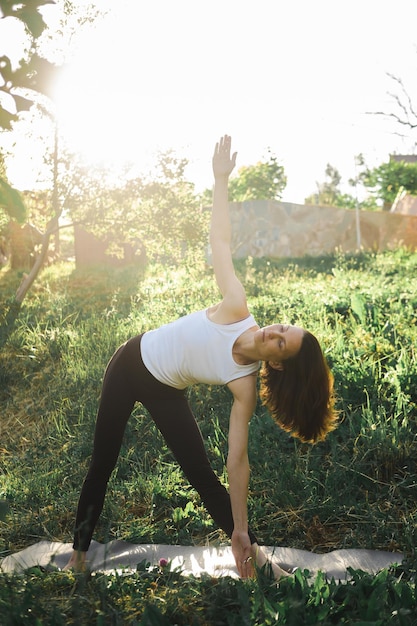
[0,561,416,625]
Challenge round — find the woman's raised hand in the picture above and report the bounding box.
[212,134,237,179]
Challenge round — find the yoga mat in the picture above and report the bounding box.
[0,540,403,581]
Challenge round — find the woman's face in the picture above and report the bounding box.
[255,324,304,368]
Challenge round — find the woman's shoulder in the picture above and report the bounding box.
[206,300,251,325]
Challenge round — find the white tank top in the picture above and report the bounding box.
[140,309,260,389]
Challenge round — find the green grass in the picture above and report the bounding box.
[1,249,417,624]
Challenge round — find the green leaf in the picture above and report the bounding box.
[12,93,34,113]
[13,7,47,37]
[2,54,60,101]
[8,1,56,39]
[0,178,27,222]
[350,292,367,325]
[24,54,61,99]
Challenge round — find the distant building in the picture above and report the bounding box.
[390,154,417,164]
[391,190,417,216]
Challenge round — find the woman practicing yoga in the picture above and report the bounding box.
[65,135,337,577]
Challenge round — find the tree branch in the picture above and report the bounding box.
[386,72,417,121]
[366,111,417,131]
[366,71,417,134]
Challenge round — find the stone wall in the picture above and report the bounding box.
[229,201,417,258]
[74,202,417,266]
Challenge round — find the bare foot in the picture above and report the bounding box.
[63,550,87,572]
[252,544,291,580]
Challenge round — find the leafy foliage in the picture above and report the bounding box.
[307,154,417,212]
[0,1,57,130]
[305,163,344,207]
[363,158,417,206]
[0,0,53,37]
[0,173,26,223]
[228,150,287,201]
[62,149,208,263]
[305,161,379,210]
[0,553,415,624]
[201,150,287,204]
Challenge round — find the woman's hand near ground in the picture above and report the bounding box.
[232,529,254,578]
[232,534,293,580]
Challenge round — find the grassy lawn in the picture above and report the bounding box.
[1,250,416,624]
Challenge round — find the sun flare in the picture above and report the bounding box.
[52,43,162,167]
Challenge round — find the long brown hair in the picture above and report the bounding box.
[259,330,337,443]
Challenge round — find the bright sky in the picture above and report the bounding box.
[1,0,417,202]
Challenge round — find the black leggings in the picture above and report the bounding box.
[73,334,258,551]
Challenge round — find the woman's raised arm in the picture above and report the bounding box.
[210,135,248,320]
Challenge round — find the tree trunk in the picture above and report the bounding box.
[15,217,58,304]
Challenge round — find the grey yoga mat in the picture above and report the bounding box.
[0,540,403,581]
